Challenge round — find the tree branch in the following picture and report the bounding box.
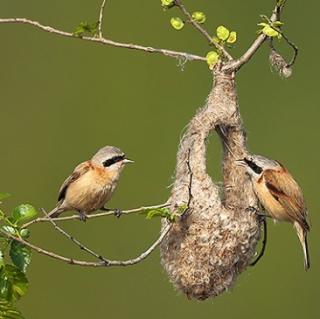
[21,203,169,228]
[0,18,205,62]
[269,27,298,68]
[0,222,172,267]
[174,0,233,61]
[98,0,107,38]
[40,208,111,264]
[223,0,287,72]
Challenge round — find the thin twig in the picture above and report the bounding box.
[216,125,237,160]
[22,203,169,228]
[98,0,107,38]
[181,148,193,219]
[0,18,206,62]
[283,35,298,68]
[174,0,233,61]
[269,25,298,68]
[40,209,110,264]
[186,148,193,208]
[0,223,172,267]
[250,217,267,266]
[223,0,287,72]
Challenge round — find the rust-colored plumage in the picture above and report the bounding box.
[48,146,133,220]
[263,166,309,230]
[237,155,310,270]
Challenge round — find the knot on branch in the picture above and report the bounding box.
[160,71,260,300]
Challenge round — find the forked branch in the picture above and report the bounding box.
[174,0,233,61]
[223,0,288,72]
[0,18,205,62]
[0,222,172,267]
[21,203,169,228]
[0,1,292,72]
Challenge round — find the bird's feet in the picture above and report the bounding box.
[101,207,122,218]
[79,211,88,222]
[245,206,268,219]
[114,208,122,218]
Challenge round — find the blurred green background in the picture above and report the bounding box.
[0,0,318,318]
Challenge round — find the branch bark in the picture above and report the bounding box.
[41,208,112,264]
[0,18,205,62]
[98,0,107,38]
[0,223,172,267]
[21,203,169,228]
[174,0,233,61]
[223,0,286,72]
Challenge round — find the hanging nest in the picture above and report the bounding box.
[160,70,261,300]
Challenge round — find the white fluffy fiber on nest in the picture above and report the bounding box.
[160,70,261,300]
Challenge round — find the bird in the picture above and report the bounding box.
[48,146,133,221]
[236,155,310,270]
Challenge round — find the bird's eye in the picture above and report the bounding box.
[103,155,125,167]
[244,158,263,174]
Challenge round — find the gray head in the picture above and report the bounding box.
[91,146,133,171]
[236,154,280,180]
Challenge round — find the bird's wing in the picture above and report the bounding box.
[58,161,91,202]
[263,166,309,231]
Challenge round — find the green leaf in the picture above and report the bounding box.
[161,0,175,8]
[0,193,10,201]
[216,25,230,41]
[9,242,31,273]
[206,51,219,70]
[0,300,25,319]
[272,21,284,27]
[257,22,268,27]
[227,31,237,44]
[0,265,28,302]
[141,207,176,221]
[176,204,188,215]
[19,229,30,239]
[73,21,99,38]
[211,36,220,44]
[170,17,184,30]
[192,11,206,24]
[262,25,280,38]
[12,204,37,225]
[0,210,5,221]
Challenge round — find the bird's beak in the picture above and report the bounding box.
[123,158,134,164]
[235,159,246,167]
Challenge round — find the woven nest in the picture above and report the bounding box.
[160,71,261,300]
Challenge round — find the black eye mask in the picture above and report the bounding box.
[244,158,263,174]
[103,155,125,167]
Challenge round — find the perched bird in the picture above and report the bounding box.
[48,146,133,221]
[236,155,310,270]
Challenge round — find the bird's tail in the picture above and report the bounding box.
[294,222,310,271]
[47,207,62,218]
[303,235,310,271]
